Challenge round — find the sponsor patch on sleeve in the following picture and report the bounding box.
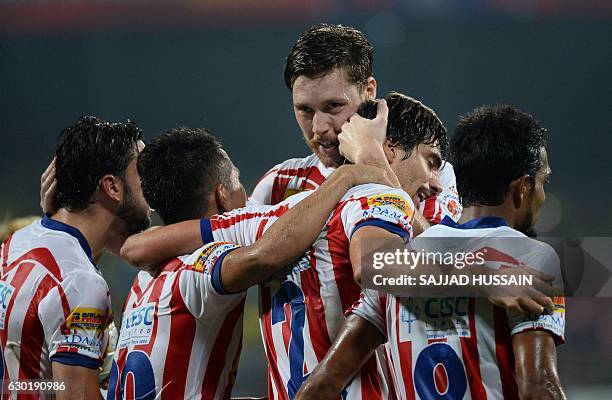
[366,194,412,215]
[65,307,106,331]
[193,242,240,273]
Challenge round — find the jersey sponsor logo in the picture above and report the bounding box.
[59,332,104,354]
[194,242,238,273]
[66,307,106,331]
[399,297,471,341]
[118,303,156,348]
[367,194,411,213]
[0,280,15,330]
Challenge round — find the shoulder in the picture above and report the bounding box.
[342,184,414,208]
[265,154,323,176]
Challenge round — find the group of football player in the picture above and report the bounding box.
[1,23,566,399]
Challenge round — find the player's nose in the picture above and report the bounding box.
[428,171,442,196]
[312,111,332,136]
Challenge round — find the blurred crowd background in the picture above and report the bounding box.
[1,0,611,397]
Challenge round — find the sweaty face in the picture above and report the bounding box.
[117,141,151,235]
[389,143,443,209]
[292,68,375,168]
[517,147,550,237]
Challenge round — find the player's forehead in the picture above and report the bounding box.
[292,68,361,106]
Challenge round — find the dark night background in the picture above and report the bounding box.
[1,0,610,397]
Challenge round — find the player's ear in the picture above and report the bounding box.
[510,174,532,208]
[383,139,397,164]
[98,174,122,203]
[364,77,377,100]
[214,182,232,214]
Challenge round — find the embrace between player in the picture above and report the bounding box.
[1,23,565,400]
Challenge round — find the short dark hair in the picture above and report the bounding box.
[357,92,448,158]
[284,23,373,90]
[450,105,548,207]
[137,127,232,225]
[55,116,143,211]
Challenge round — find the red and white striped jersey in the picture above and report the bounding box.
[203,184,415,400]
[108,241,245,400]
[249,154,333,206]
[249,154,462,224]
[0,217,112,387]
[349,217,566,400]
[419,163,462,224]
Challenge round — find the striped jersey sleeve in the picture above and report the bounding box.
[348,289,388,339]
[41,268,111,368]
[341,185,415,240]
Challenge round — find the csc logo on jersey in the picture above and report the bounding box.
[66,307,106,331]
[0,281,15,329]
[118,303,156,348]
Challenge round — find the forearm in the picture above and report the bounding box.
[53,362,103,400]
[513,331,566,400]
[296,315,382,400]
[252,166,355,268]
[120,220,201,270]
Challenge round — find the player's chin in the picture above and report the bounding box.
[315,148,343,168]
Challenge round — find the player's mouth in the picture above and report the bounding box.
[413,188,429,209]
[317,142,339,156]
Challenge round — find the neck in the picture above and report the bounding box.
[52,207,125,260]
[459,205,517,228]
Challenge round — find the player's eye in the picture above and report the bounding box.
[326,103,344,112]
[296,106,313,114]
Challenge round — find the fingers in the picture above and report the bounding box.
[517,297,547,315]
[531,276,556,297]
[519,264,554,283]
[40,157,56,182]
[532,296,555,314]
[375,99,388,122]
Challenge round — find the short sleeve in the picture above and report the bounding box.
[179,242,244,319]
[343,189,414,240]
[508,247,565,343]
[347,289,388,340]
[40,270,111,369]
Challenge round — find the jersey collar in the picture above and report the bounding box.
[440,215,508,230]
[41,216,94,263]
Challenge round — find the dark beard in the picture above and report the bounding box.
[517,209,538,238]
[117,185,151,235]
